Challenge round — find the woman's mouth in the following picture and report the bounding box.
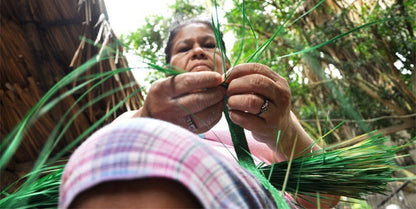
[191,64,211,72]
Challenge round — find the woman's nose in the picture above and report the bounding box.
[191,46,206,59]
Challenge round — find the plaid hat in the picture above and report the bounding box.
[59,117,292,208]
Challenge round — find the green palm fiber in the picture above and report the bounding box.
[212,3,293,206]
[260,134,415,199]
[247,0,302,63]
[223,97,291,209]
[223,99,255,168]
[0,166,63,208]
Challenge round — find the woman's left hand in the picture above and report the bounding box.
[225,63,292,147]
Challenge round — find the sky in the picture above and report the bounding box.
[104,0,172,87]
[104,0,171,36]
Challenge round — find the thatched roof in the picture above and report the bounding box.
[1,0,143,191]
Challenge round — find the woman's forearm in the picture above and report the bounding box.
[268,111,320,162]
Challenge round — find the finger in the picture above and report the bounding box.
[224,63,283,83]
[227,94,265,115]
[229,110,277,144]
[183,101,224,133]
[228,110,269,133]
[165,71,223,97]
[256,98,270,117]
[174,86,225,114]
[226,74,277,99]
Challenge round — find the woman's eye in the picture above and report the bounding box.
[204,43,216,48]
[178,47,191,52]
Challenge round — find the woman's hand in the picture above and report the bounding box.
[136,71,226,133]
[225,63,292,148]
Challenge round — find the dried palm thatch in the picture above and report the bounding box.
[0,0,143,193]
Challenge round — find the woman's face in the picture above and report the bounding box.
[169,23,228,74]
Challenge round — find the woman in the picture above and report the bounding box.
[59,19,339,208]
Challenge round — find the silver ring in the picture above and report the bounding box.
[185,115,197,131]
[256,99,269,116]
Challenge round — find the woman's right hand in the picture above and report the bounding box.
[135,71,226,133]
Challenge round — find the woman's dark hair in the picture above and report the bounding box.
[164,19,226,64]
